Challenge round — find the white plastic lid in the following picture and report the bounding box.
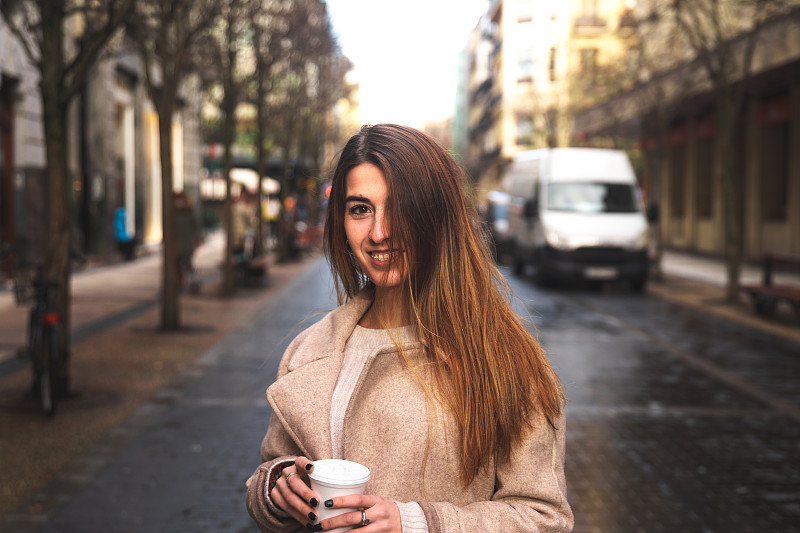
[309,459,371,487]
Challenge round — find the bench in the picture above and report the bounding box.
[740,252,800,319]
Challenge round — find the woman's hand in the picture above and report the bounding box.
[269,457,320,528]
[319,494,402,532]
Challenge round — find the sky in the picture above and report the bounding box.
[325,0,489,129]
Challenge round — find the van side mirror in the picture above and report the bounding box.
[524,198,538,218]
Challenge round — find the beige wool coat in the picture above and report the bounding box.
[246,289,574,533]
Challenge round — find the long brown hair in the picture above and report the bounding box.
[324,124,565,485]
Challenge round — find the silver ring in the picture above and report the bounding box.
[361,510,370,526]
[285,472,297,483]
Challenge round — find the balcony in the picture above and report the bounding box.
[573,15,607,36]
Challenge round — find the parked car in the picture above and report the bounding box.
[485,190,513,264]
[503,147,650,290]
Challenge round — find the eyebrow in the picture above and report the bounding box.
[345,195,372,204]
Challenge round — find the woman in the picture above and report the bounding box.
[246,124,573,533]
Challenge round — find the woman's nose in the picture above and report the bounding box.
[370,210,389,243]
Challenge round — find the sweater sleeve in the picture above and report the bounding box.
[396,501,430,533]
[417,412,573,533]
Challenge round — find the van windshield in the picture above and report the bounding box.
[546,182,639,213]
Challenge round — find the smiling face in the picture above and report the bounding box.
[344,163,408,296]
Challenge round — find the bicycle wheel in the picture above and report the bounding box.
[28,309,43,388]
[27,307,41,360]
[40,323,60,417]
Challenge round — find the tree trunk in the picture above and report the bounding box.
[221,110,235,296]
[158,102,180,330]
[278,153,292,263]
[716,92,743,303]
[40,6,72,394]
[254,104,266,258]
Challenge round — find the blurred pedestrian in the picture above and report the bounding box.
[246,124,572,532]
[114,206,135,261]
[232,188,254,260]
[174,191,201,290]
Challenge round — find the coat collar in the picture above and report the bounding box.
[266,289,374,459]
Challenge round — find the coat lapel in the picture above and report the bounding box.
[266,289,373,460]
[267,356,340,459]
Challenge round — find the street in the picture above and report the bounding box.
[2,255,799,533]
[505,273,800,532]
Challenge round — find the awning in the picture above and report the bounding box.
[200,169,280,200]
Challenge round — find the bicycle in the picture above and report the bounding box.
[14,272,62,417]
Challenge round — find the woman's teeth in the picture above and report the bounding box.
[371,252,391,261]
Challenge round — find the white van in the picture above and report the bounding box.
[503,147,650,290]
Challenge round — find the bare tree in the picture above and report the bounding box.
[0,0,134,393]
[202,0,259,296]
[648,0,799,302]
[263,0,342,262]
[248,0,295,261]
[125,0,219,330]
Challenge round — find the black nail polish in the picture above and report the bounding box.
[310,498,318,507]
[312,524,324,532]
[305,463,313,470]
[305,523,314,530]
[324,499,334,508]
[308,512,317,521]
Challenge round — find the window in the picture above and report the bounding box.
[515,116,534,145]
[547,182,640,213]
[517,0,534,22]
[575,0,605,27]
[580,0,598,18]
[760,122,789,221]
[517,48,535,83]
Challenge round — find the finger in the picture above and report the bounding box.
[295,456,315,477]
[274,471,318,525]
[294,457,316,496]
[285,464,320,509]
[324,493,376,510]
[319,509,369,532]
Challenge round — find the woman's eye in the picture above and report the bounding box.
[348,204,371,216]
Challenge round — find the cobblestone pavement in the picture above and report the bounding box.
[1,256,798,532]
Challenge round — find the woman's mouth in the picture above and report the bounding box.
[369,251,393,262]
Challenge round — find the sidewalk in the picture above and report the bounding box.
[0,231,318,518]
[651,251,800,345]
[0,232,226,367]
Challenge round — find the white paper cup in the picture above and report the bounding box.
[309,459,371,533]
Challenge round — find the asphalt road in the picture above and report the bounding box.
[3,256,798,532]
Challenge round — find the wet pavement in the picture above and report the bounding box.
[1,254,798,532]
[506,272,800,532]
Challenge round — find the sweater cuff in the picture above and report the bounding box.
[395,501,429,533]
[263,459,296,518]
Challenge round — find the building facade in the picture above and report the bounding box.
[461,0,638,197]
[0,21,204,274]
[574,4,800,260]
